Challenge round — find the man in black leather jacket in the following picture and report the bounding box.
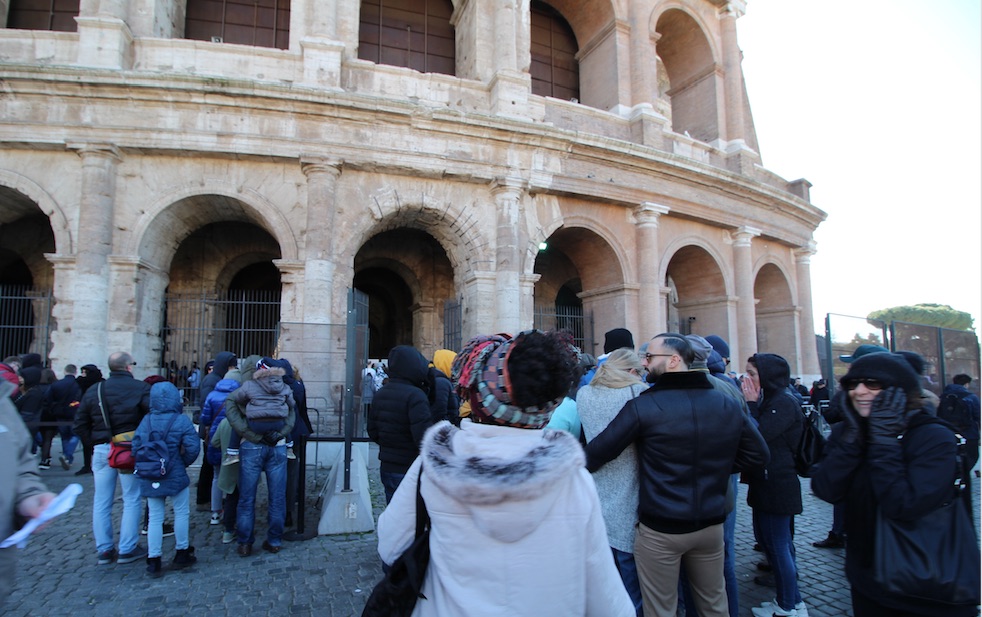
[586,333,769,617]
[74,351,150,566]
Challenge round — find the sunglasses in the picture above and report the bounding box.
[843,378,885,391]
[643,353,676,361]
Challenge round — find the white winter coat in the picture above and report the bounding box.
[377,419,634,617]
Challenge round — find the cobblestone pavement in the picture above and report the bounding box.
[6,442,980,616]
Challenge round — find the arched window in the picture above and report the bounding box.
[7,0,79,32]
[358,0,455,76]
[530,1,578,101]
[185,0,290,50]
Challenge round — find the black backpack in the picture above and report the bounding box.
[794,406,827,477]
[135,413,179,480]
[938,391,974,438]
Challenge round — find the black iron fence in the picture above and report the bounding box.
[0,284,52,360]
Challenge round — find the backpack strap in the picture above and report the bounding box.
[97,383,114,435]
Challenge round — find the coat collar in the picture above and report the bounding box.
[646,370,713,392]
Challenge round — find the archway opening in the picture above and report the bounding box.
[664,244,727,336]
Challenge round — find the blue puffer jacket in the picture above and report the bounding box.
[202,378,240,465]
[132,382,200,497]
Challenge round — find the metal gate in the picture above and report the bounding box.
[0,285,52,360]
[443,298,462,352]
[160,289,281,401]
[533,304,593,352]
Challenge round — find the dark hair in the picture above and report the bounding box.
[954,373,972,386]
[507,330,574,408]
[40,368,57,384]
[655,333,694,366]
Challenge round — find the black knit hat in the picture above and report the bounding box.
[603,328,634,354]
[840,352,920,395]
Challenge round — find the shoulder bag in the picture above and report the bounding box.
[362,465,431,617]
[873,435,981,605]
[99,383,136,472]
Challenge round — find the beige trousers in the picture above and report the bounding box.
[635,522,728,617]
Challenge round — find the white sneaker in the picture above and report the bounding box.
[754,600,808,617]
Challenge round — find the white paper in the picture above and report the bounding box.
[1,483,84,549]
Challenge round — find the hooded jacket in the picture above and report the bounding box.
[367,345,432,475]
[199,351,236,403]
[201,378,241,465]
[229,366,295,421]
[14,367,44,428]
[586,370,769,533]
[427,350,459,426]
[377,420,635,617]
[132,382,200,497]
[267,357,311,439]
[744,353,803,515]
[73,369,150,445]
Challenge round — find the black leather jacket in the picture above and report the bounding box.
[73,370,150,444]
[586,370,769,533]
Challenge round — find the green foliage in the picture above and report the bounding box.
[849,332,885,346]
[867,304,975,332]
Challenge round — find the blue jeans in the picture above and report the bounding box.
[147,487,190,557]
[753,510,801,611]
[58,426,79,461]
[236,440,287,547]
[380,471,406,504]
[92,443,142,554]
[613,548,643,616]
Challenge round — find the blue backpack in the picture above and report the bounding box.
[135,414,179,479]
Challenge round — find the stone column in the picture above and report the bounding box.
[491,177,525,335]
[795,242,821,376]
[732,226,760,363]
[718,1,747,146]
[300,157,343,324]
[67,143,121,363]
[634,202,670,341]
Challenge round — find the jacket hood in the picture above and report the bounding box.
[753,353,791,393]
[387,346,429,384]
[215,378,240,394]
[239,354,263,383]
[253,367,286,393]
[422,421,585,543]
[707,350,726,375]
[432,349,456,378]
[150,381,183,413]
[213,351,236,378]
[20,366,41,389]
[20,353,42,369]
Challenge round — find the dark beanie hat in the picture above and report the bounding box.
[705,335,731,359]
[840,352,920,396]
[604,328,634,354]
[20,353,42,369]
[895,350,926,376]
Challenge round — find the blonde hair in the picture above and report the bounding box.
[591,348,643,389]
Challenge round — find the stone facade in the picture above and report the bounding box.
[0,0,825,407]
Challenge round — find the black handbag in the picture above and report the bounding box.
[873,443,981,605]
[362,467,431,617]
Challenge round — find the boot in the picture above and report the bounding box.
[172,546,197,569]
[146,556,163,578]
[812,531,845,549]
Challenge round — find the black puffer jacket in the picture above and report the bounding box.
[744,353,803,515]
[586,370,769,534]
[367,346,432,475]
[73,370,151,444]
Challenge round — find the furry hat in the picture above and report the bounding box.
[603,328,634,354]
[840,352,920,396]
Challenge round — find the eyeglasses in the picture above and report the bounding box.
[844,378,885,391]
[643,353,676,361]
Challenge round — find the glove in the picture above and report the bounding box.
[261,431,280,447]
[867,387,910,446]
[837,392,863,446]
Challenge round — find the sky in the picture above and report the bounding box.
[736,0,982,335]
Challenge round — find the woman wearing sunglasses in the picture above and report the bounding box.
[812,352,978,616]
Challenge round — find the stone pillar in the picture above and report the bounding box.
[45,254,78,369]
[106,256,167,372]
[718,1,746,145]
[76,0,134,70]
[491,177,525,335]
[301,157,343,324]
[67,143,121,364]
[634,202,670,341]
[732,226,760,363]
[795,242,821,376]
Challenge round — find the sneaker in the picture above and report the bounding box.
[223,453,240,465]
[74,466,92,476]
[97,549,117,565]
[59,455,72,470]
[756,560,773,572]
[286,447,297,460]
[758,600,809,617]
[751,607,797,617]
[754,573,776,588]
[812,532,845,548]
[162,523,175,538]
[39,458,51,470]
[210,511,222,526]
[117,548,147,564]
[222,531,236,544]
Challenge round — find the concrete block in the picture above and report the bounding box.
[317,444,376,535]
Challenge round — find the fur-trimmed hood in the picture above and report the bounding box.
[421,420,585,543]
[252,366,286,394]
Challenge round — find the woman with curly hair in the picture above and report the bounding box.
[376,330,633,616]
[577,347,648,615]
